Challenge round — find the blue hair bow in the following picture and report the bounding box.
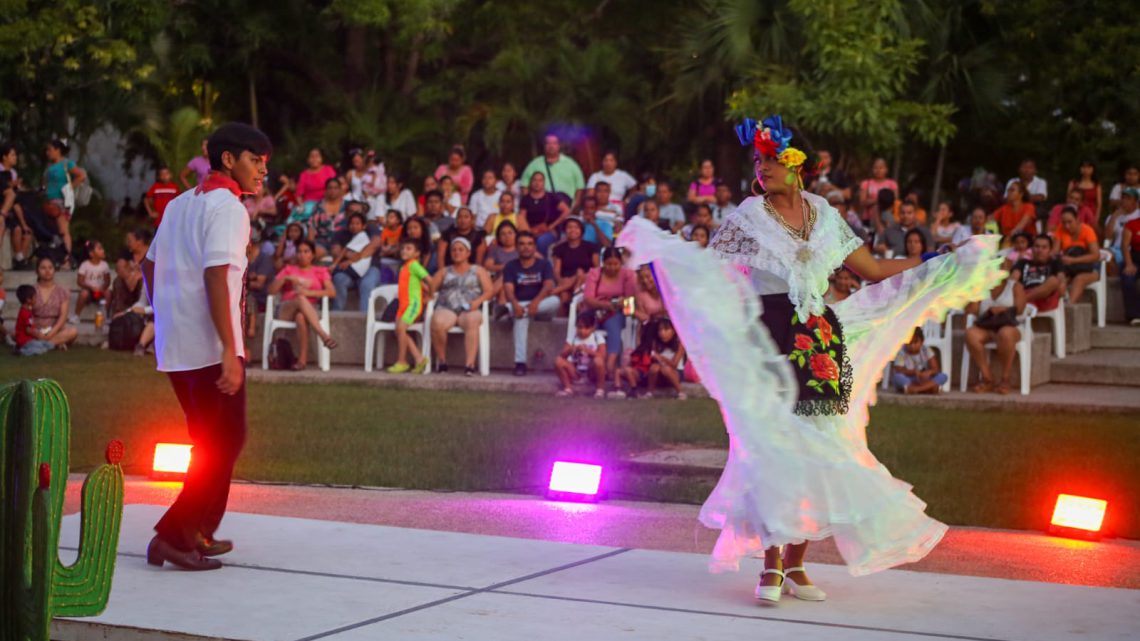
[735,118,758,147]
[761,115,794,154]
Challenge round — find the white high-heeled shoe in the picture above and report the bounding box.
[754,568,785,604]
[782,566,827,601]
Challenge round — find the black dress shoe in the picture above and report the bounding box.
[147,535,222,571]
[195,533,234,557]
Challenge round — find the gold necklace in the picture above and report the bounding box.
[763,194,816,242]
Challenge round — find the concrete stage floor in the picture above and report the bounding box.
[53,483,1139,641]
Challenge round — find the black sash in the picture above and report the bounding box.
[760,294,852,416]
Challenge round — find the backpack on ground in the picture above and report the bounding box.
[268,337,296,370]
[108,313,146,351]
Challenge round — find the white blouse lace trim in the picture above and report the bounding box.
[710,192,864,318]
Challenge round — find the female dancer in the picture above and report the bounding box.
[618,115,1004,604]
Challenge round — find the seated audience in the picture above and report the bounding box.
[964,273,1026,395]
[1047,188,1099,234]
[275,222,304,270]
[554,311,607,398]
[929,201,961,248]
[582,247,638,388]
[468,169,502,229]
[503,231,559,376]
[267,240,338,370]
[245,233,277,338]
[1120,214,1140,326]
[992,181,1037,240]
[374,208,404,282]
[439,174,462,216]
[383,174,417,220]
[687,159,718,205]
[824,267,860,304]
[308,177,347,259]
[14,285,55,356]
[690,224,711,247]
[634,264,666,323]
[402,216,435,274]
[1052,206,1101,304]
[484,220,519,306]
[711,182,737,225]
[74,240,111,324]
[518,172,569,257]
[1011,234,1064,312]
[904,228,928,260]
[875,201,932,257]
[645,317,687,400]
[1104,187,1140,267]
[485,191,528,236]
[592,181,623,220]
[29,256,78,349]
[579,194,614,247]
[551,218,599,306]
[587,151,636,206]
[682,204,716,240]
[1005,232,1033,265]
[653,181,686,233]
[331,212,383,311]
[428,237,494,375]
[828,190,867,242]
[891,327,947,394]
[436,144,474,200]
[439,207,486,268]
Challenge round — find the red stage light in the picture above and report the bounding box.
[151,443,192,480]
[1050,494,1107,539]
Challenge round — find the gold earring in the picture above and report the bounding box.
[751,178,764,197]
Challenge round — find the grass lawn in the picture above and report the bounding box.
[4,348,1137,538]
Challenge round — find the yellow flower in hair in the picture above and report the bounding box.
[779,147,806,169]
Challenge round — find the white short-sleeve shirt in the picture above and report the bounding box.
[588,169,637,204]
[147,186,249,372]
[1005,176,1047,200]
[468,188,503,228]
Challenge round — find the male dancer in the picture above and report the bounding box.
[142,123,271,570]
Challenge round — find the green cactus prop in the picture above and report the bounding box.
[0,379,125,641]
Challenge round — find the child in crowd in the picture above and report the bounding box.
[825,266,860,304]
[1006,232,1033,265]
[15,284,54,356]
[645,317,687,400]
[554,311,607,398]
[891,327,948,394]
[614,319,654,398]
[275,222,304,270]
[74,240,111,323]
[144,166,180,227]
[690,224,711,248]
[387,239,432,374]
[682,204,716,241]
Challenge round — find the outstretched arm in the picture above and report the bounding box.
[843,244,921,282]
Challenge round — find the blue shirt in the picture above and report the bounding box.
[582,217,614,245]
[503,257,554,301]
[44,160,76,201]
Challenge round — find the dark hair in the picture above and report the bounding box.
[325,177,340,188]
[691,223,711,239]
[563,217,584,233]
[576,311,598,329]
[400,237,423,254]
[348,212,366,226]
[601,246,623,263]
[83,239,102,258]
[1060,204,1078,218]
[516,230,537,243]
[499,191,515,202]
[1078,159,1098,181]
[594,180,610,190]
[387,173,404,187]
[128,227,153,245]
[876,188,895,211]
[285,222,303,241]
[424,189,443,202]
[695,203,713,217]
[910,326,925,342]
[653,317,680,352]
[296,239,317,255]
[386,208,404,223]
[904,229,928,254]
[1033,234,1053,246]
[207,122,273,171]
[0,142,15,158]
[48,139,69,154]
[450,144,466,160]
[495,220,518,243]
[17,284,36,305]
[1011,231,1033,246]
[37,255,56,270]
[402,216,433,258]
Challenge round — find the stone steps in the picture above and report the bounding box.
[1091,325,1140,350]
[1050,349,1140,387]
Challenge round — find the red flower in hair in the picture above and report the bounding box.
[754,129,780,158]
[810,353,840,381]
[794,334,815,351]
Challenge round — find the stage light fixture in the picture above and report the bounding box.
[1049,494,1107,540]
[546,461,603,502]
[151,443,192,480]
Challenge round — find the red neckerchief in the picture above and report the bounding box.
[196,171,243,197]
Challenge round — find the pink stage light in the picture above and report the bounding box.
[547,461,603,501]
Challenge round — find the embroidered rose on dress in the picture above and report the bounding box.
[810,353,839,381]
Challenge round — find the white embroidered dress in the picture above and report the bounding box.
[618,193,1006,576]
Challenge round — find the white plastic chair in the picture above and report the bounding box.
[363,284,429,372]
[423,298,491,376]
[880,312,957,393]
[959,306,1037,396]
[1087,249,1111,328]
[262,295,331,371]
[1029,298,1066,358]
[566,292,639,352]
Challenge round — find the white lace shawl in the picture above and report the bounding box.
[709,192,864,319]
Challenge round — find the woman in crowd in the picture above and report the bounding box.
[1054,206,1102,304]
[688,159,719,206]
[690,224,711,248]
[1067,160,1102,221]
[904,229,928,260]
[519,171,568,257]
[32,256,79,349]
[403,216,434,269]
[436,144,474,200]
[384,174,417,220]
[496,162,521,200]
[344,148,382,206]
[439,207,486,267]
[824,267,860,304]
[633,263,666,323]
[551,218,599,307]
[296,148,337,204]
[929,202,961,248]
[484,220,519,306]
[992,180,1037,239]
[485,192,527,235]
[582,247,638,390]
[267,240,338,370]
[964,272,1026,395]
[439,175,462,216]
[43,139,87,265]
[107,257,155,356]
[428,237,494,375]
[619,114,1003,603]
[417,175,439,216]
[858,157,898,234]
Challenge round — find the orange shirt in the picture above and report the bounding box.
[1054,223,1098,251]
[993,202,1036,237]
[379,226,402,248]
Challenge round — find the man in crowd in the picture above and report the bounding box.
[422,188,454,240]
[502,231,558,376]
[1105,187,1140,267]
[1006,158,1048,207]
[710,182,737,225]
[579,194,614,247]
[1047,188,1099,234]
[521,133,585,203]
[1011,234,1065,312]
[592,181,623,220]
[653,181,685,233]
[875,201,932,257]
[587,151,637,206]
[828,190,867,241]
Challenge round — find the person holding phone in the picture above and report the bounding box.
[582,246,638,392]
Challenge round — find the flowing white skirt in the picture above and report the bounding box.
[618,218,1006,576]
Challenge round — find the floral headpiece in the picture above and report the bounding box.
[735,115,807,172]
